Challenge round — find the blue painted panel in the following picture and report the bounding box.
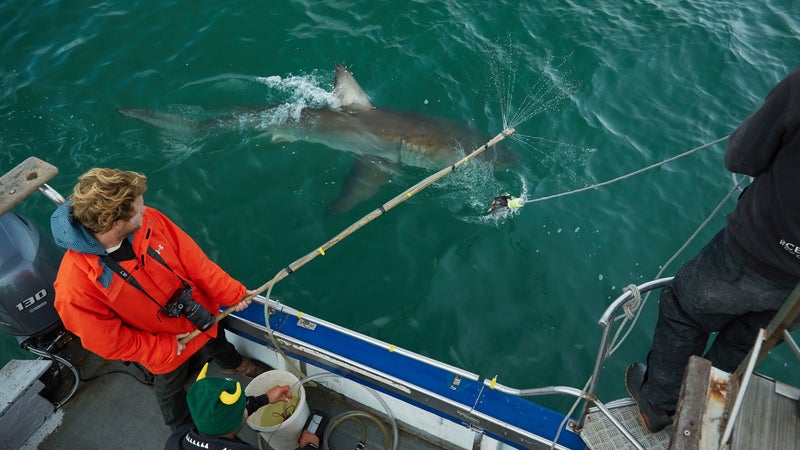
[233,303,585,449]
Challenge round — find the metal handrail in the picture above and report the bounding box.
[597,278,674,326]
[487,380,645,450]
[752,281,800,367]
[39,183,65,205]
[576,278,673,428]
[784,329,800,359]
[575,277,799,448]
[483,279,676,450]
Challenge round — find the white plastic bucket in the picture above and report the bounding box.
[245,370,310,450]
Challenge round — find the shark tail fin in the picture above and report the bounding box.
[117,108,200,132]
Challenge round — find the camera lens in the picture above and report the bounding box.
[182,300,216,331]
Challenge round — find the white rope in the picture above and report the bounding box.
[606,175,747,356]
[607,285,643,358]
[557,137,744,444]
[261,283,309,383]
[621,284,642,320]
[525,136,729,204]
[548,137,727,448]
[515,135,745,357]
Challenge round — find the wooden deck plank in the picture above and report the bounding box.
[670,356,711,450]
[0,157,59,216]
[730,375,800,450]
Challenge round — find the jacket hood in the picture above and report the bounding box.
[51,202,120,288]
[51,201,107,255]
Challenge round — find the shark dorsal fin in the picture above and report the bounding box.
[334,64,374,111]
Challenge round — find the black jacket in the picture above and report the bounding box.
[164,395,317,450]
[165,425,257,450]
[725,67,800,282]
[165,425,317,450]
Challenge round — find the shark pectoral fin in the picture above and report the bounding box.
[326,156,396,215]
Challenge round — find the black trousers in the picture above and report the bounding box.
[153,329,244,430]
[642,228,798,412]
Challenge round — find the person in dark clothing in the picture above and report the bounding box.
[626,67,800,433]
[165,363,320,450]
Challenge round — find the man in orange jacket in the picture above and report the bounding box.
[51,167,270,431]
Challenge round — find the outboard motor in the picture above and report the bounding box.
[0,158,88,409]
[0,211,63,338]
[0,210,81,407]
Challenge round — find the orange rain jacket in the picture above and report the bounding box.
[52,205,245,374]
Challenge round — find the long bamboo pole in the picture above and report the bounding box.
[181,127,515,344]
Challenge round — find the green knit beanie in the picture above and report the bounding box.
[187,364,247,436]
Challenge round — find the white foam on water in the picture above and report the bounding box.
[253,73,341,123]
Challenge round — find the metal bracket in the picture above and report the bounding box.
[297,318,317,330]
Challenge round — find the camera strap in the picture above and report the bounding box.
[142,247,191,288]
[100,247,189,310]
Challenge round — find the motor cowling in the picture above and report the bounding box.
[0,211,63,337]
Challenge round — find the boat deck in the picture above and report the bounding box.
[578,279,800,450]
[729,373,799,450]
[21,331,459,450]
[579,358,800,450]
[581,399,670,450]
[23,334,172,449]
[670,356,799,450]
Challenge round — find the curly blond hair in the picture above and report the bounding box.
[70,168,147,234]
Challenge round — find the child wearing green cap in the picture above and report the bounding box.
[165,363,320,449]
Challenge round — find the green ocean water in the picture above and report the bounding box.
[2,0,798,414]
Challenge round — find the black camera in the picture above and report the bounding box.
[163,286,216,331]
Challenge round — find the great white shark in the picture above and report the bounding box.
[118,64,514,213]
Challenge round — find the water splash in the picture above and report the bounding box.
[478,175,531,225]
[214,72,343,130]
[254,72,340,122]
[436,155,505,219]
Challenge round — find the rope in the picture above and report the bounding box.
[259,282,311,384]
[180,127,515,345]
[621,284,641,320]
[543,135,741,447]
[524,135,729,204]
[607,174,747,356]
[607,285,643,357]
